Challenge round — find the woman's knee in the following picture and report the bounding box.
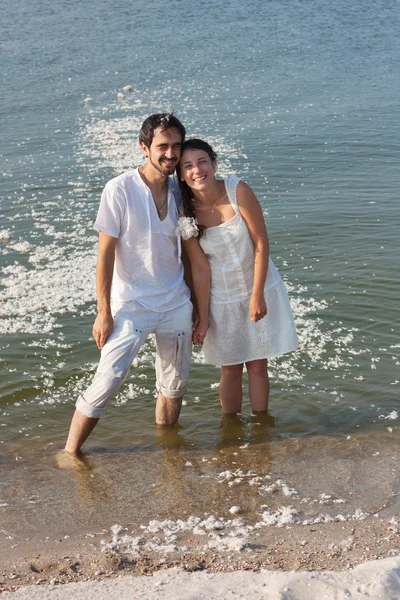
[221,364,244,379]
[246,359,268,377]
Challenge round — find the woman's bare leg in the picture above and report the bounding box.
[219,364,244,414]
[246,359,269,412]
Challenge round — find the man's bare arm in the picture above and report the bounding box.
[92,231,117,349]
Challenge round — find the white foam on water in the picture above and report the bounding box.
[7,240,34,253]
[1,102,251,342]
[261,506,299,527]
[101,499,373,560]
[218,470,298,499]
[261,479,298,497]
[79,115,146,173]
[206,529,249,552]
[379,411,398,421]
[102,516,251,557]
[78,107,246,180]
[214,462,375,527]
[2,92,396,436]
[0,230,11,241]
[300,508,369,526]
[0,249,96,335]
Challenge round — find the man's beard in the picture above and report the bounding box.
[149,156,176,177]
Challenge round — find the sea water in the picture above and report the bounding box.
[0,0,399,541]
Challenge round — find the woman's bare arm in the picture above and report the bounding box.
[236,181,269,322]
[182,238,211,344]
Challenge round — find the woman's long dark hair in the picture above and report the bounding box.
[176,139,217,236]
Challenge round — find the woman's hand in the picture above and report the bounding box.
[192,319,209,345]
[192,306,199,330]
[249,295,267,323]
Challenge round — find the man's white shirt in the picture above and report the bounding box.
[95,168,190,311]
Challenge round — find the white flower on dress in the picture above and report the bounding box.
[175,216,199,240]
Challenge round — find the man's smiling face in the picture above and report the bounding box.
[141,126,183,176]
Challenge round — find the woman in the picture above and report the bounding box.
[177,139,298,415]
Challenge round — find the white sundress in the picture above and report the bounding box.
[200,175,298,366]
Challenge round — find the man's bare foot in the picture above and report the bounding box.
[56,449,92,471]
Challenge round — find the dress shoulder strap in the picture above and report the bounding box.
[224,175,241,213]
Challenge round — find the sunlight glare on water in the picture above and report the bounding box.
[0,0,399,540]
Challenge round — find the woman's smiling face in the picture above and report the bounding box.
[180,149,216,191]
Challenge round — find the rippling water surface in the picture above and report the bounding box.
[1,0,399,539]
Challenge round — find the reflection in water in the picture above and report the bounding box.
[249,412,276,440]
[217,412,276,451]
[56,450,93,471]
[211,414,276,515]
[56,450,111,517]
[1,428,399,545]
[153,425,196,515]
[155,424,188,450]
[218,413,248,450]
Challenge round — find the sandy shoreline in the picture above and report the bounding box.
[2,432,400,597]
[1,517,400,596]
[3,558,400,599]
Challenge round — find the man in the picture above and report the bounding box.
[65,113,210,455]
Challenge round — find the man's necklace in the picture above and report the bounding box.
[140,168,168,219]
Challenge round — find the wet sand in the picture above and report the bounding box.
[1,430,399,594]
[1,519,400,595]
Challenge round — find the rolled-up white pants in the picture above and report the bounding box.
[76,300,193,418]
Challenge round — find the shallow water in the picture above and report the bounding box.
[1,427,399,546]
[1,0,399,539]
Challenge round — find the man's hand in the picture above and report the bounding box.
[249,294,267,323]
[192,319,208,345]
[92,312,114,349]
[93,232,117,349]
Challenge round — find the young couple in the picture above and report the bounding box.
[64,113,298,455]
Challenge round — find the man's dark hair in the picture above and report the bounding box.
[139,113,186,148]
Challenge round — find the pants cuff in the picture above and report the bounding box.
[76,395,108,419]
[156,383,187,399]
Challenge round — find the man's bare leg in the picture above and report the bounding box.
[155,393,182,425]
[64,409,99,454]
